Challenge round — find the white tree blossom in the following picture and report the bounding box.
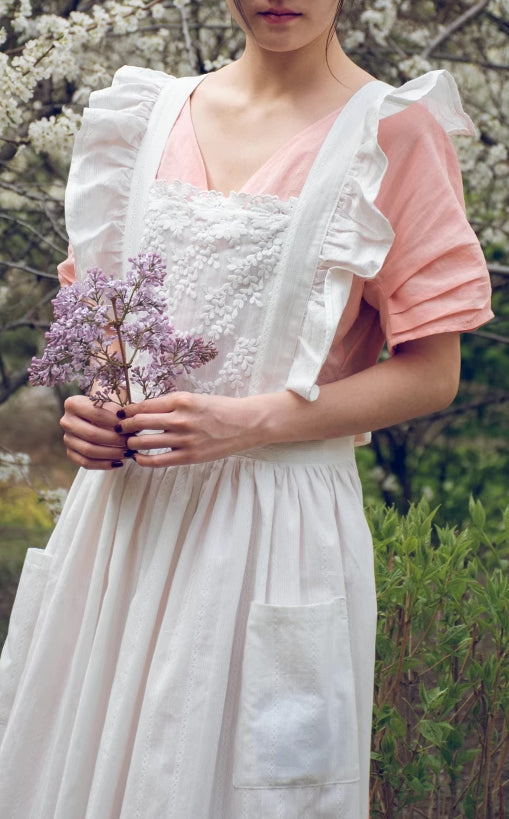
[0,448,30,484]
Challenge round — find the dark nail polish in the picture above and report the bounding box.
[114,424,123,433]
[111,460,123,468]
[117,409,126,419]
[124,450,138,458]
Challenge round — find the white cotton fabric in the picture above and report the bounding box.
[0,66,477,819]
[233,596,360,788]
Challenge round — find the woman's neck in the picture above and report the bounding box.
[223,36,371,109]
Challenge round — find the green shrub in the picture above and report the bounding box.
[0,484,54,530]
[0,484,54,646]
[369,499,509,818]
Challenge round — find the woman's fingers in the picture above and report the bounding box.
[63,430,127,459]
[115,393,201,432]
[61,412,128,448]
[124,432,180,451]
[65,447,126,470]
[131,450,185,468]
[63,395,124,430]
[62,429,130,470]
[117,414,183,436]
[60,396,131,469]
[116,394,180,419]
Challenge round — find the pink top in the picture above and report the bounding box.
[58,96,493,384]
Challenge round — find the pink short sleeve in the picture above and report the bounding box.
[57,244,76,286]
[365,105,493,352]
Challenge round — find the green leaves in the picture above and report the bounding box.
[370,498,509,818]
[469,494,486,529]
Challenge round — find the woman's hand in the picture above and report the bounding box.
[115,392,270,468]
[60,391,273,471]
[60,395,130,470]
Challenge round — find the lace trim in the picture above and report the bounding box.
[156,178,298,212]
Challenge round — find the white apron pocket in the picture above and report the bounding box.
[0,548,53,726]
[233,596,360,788]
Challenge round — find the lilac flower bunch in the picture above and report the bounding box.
[29,253,217,406]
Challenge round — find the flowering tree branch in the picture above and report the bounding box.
[175,0,199,74]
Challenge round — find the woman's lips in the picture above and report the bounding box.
[259,9,302,23]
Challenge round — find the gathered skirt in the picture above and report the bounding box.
[0,438,376,819]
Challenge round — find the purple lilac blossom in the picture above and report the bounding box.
[29,254,218,406]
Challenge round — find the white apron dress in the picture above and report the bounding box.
[0,67,475,819]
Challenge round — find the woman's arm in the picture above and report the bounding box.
[108,331,461,468]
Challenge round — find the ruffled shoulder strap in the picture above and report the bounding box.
[64,65,203,280]
[251,70,475,402]
[379,69,475,134]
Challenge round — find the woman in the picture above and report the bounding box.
[0,2,492,817]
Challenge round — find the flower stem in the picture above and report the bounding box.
[110,297,132,405]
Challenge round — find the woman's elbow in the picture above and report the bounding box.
[434,366,461,411]
[397,332,462,414]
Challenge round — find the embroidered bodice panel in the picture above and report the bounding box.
[139,179,296,397]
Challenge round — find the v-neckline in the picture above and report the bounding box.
[186,97,344,197]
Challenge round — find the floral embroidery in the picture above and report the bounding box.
[140,179,296,397]
[183,337,259,397]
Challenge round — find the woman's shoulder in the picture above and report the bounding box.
[377,70,475,147]
[378,102,457,164]
[374,70,476,182]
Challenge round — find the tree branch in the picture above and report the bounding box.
[430,51,509,72]
[176,2,199,73]
[471,330,509,345]
[421,0,492,60]
[0,179,63,205]
[0,260,59,281]
[0,369,29,403]
[422,392,509,422]
[485,11,509,37]
[0,214,68,257]
[488,264,509,277]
